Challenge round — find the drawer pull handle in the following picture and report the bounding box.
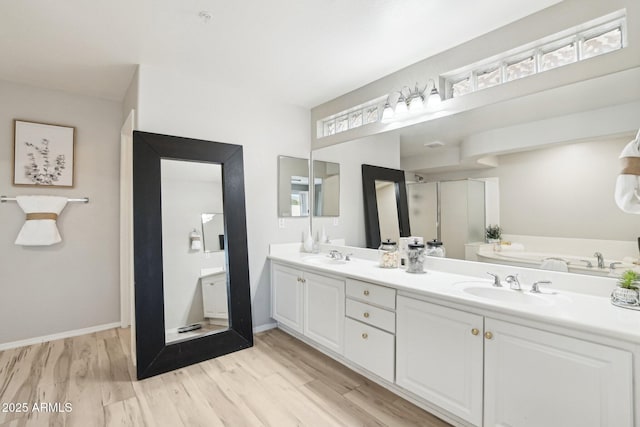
[363,290,370,296]
[471,328,479,336]
[484,331,493,340]
[361,333,368,339]
[363,312,370,318]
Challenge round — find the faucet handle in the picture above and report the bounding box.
[609,262,623,271]
[579,259,593,268]
[345,253,353,261]
[486,272,502,287]
[530,280,551,293]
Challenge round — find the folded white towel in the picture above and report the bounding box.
[615,130,640,213]
[15,196,68,246]
[540,258,569,272]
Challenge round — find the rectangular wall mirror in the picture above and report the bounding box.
[202,212,225,252]
[278,155,310,217]
[313,160,340,216]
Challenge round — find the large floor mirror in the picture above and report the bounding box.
[133,131,252,379]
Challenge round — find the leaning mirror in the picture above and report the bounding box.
[161,160,228,344]
[278,156,310,217]
[134,131,253,379]
[313,160,340,216]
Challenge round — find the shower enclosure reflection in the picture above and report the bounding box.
[160,159,229,343]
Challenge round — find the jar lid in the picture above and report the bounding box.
[427,239,443,247]
[380,239,397,246]
[408,239,425,249]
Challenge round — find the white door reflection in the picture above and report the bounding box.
[160,159,229,344]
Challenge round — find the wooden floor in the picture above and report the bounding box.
[0,328,451,427]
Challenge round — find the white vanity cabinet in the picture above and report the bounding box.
[484,318,633,427]
[396,296,483,426]
[201,271,228,323]
[396,295,634,427]
[271,262,345,353]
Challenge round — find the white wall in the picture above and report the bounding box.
[376,183,400,243]
[422,136,638,242]
[312,133,401,247]
[136,65,311,329]
[0,80,121,344]
[160,160,225,330]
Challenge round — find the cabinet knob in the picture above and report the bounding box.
[363,312,370,318]
[484,331,493,340]
[363,290,370,296]
[361,333,368,339]
[297,277,301,282]
[471,328,479,336]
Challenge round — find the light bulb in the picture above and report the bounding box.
[408,94,424,113]
[427,88,442,109]
[381,102,394,122]
[395,96,408,116]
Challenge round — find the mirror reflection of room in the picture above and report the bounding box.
[160,159,229,343]
[375,180,400,243]
[278,156,310,217]
[313,160,340,217]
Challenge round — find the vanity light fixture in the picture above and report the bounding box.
[380,80,442,123]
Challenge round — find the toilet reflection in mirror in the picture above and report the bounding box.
[160,159,229,344]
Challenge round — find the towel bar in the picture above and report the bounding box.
[0,196,89,203]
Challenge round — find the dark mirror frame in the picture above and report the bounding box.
[362,164,411,249]
[133,131,253,380]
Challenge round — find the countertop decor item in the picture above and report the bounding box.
[13,120,75,187]
[485,224,502,243]
[611,269,640,310]
[406,239,426,273]
[378,239,399,268]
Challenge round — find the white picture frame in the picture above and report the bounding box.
[13,119,75,187]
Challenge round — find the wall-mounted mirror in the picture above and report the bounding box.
[278,156,310,217]
[134,131,252,379]
[202,213,225,252]
[313,160,340,216]
[311,98,640,278]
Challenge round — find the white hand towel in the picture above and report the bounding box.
[540,258,569,272]
[615,129,640,213]
[15,196,68,246]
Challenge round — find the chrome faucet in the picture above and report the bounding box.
[486,272,502,287]
[530,280,551,293]
[594,252,604,269]
[328,250,343,260]
[505,274,521,290]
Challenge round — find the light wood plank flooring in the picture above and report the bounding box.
[0,328,451,427]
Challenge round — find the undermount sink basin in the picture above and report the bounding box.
[453,281,555,306]
[302,255,347,265]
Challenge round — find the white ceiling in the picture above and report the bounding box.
[0,0,561,107]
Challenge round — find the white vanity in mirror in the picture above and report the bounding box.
[269,243,640,427]
[200,268,228,326]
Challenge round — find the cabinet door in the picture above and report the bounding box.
[271,263,303,333]
[396,296,483,426]
[304,271,345,354]
[202,276,228,319]
[484,318,633,427]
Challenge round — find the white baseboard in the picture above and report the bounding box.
[253,322,277,334]
[0,322,122,352]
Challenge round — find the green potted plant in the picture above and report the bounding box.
[485,225,502,243]
[611,270,640,308]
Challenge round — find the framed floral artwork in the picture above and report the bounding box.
[13,119,75,187]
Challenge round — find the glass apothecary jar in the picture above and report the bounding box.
[378,239,399,268]
[425,239,445,257]
[407,239,426,274]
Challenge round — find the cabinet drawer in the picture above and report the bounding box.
[344,318,394,382]
[346,298,395,333]
[346,279,395,310]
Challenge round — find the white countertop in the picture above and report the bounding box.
[268,250,640,345]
